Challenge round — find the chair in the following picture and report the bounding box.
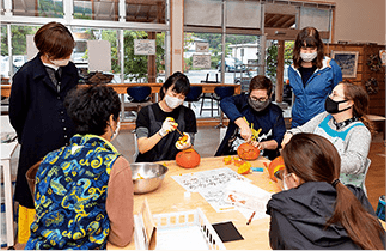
[214,86,234,128]
[200,74,220,117]
[185,86,202,109]
[125,86,152,114]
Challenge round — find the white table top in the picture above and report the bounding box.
[1,141,18,160]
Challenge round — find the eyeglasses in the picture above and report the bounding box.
[250,96,268,102]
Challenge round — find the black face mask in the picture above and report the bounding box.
[324,97,351,114]
[249,97,271,112]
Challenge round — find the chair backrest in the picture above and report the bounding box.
[214,86,234,100]
[127,86,152,102]
[185,86,203,102]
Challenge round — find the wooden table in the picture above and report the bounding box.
[107,155,280,250]
[0,83,240,98]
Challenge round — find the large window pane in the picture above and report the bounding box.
[72,27,120,82]
[12,26,39,74]
[126,0,166,24]
[122,31,165,83]
[1,26,9,78]
[13,0,63,18]
[225,34,262,92]
[74,0,118,21]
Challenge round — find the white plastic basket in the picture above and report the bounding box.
[134,208,226,250]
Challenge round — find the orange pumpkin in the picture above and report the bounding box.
[176,148,201,168]
[267,156,285,182]
[237,142,260,160]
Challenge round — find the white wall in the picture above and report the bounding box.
[333,0,385,45]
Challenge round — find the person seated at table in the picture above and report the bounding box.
[267,133,385,250]
[135,72,197,162]
[281,82,372,191]
[215,75,286,160]
[25,85,134,249]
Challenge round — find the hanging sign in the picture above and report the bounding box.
[134,39,156,55]
[193,55,211,69]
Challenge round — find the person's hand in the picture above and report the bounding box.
[159,117,178,137]
[281,133,293,149]
[176,133,191,150]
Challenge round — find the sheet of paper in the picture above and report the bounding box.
[172,167,251,212]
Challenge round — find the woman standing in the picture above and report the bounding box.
[268,134,384,250]
[282,83,372,191]
[8,22,79,243]
[289,26,342,128]
[135,72,197,162]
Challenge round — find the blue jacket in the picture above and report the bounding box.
[215,93,286,160]
[288,57,342,128]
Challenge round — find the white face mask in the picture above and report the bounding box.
[300,51,318,62]
[51,58,70,67]
[110,121,121,141]
[165,94,183,109]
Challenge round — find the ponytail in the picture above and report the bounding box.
[327,182,384,250]
[360,115,375,134]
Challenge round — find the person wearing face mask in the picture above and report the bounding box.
[215,75,286,160]
[25,85,134,249]
[282,82,373,191]
[288,27,342,128]
[135,72,197,162]
[8,21,79,244]
[268,133,385,250]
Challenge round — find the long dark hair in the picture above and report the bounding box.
[282,134,384,250]
[293,27,324,69]
[159,72,190,100]
[341,82,374,132]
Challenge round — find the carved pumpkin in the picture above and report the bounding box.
[237,142,260,160]
[267,156,285,183]
[176,148,201,168]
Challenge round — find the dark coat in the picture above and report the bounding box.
[8,54,79,208]
[266,182,385,250]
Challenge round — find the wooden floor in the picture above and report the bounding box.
[5,127,385,249]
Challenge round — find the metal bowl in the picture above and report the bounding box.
[131,162,168,194]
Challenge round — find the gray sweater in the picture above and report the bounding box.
[288,111,371,190]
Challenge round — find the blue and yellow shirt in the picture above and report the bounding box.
[25,135,120,250]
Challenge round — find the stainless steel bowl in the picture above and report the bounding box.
[131,162,168,194]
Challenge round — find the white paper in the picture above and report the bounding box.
[134,39,155,55]
[172,167,251,212]
[87,40,111,71]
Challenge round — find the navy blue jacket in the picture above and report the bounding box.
[9,54,79,208]
[288,57,342,128]
[215,93,286,160]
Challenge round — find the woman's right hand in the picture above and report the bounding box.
[281,133,293,149]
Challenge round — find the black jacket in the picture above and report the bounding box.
[267,182,385,250]
[9,54,79,208]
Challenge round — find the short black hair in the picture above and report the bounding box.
[160,72,190,100]
[249,75,273,95]
[64,85,121,136]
